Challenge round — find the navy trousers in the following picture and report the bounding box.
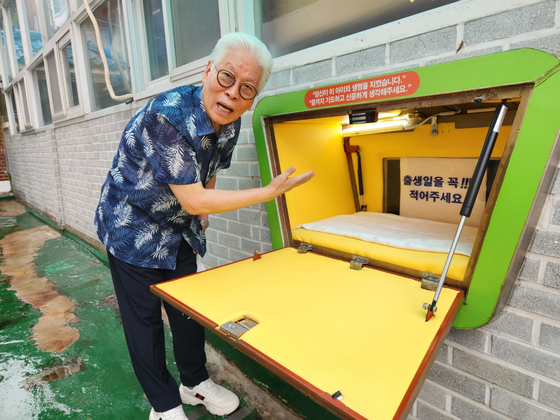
[107,239,209,412]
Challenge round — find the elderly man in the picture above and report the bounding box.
[95,33,314,420]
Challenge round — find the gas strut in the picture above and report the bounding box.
[357,150,366,211]
[423,100,508,322]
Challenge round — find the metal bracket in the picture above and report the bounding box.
[297,243,313,254]
[220,318,258,340]
[423,302,437,313]
[350,255,369,270]
[421,273,440,291]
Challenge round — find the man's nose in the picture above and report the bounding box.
[225,83,239,99]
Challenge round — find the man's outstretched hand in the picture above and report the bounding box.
[266,166,315,198]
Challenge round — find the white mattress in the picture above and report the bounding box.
[295,212,477,257]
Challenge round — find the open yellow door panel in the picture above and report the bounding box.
[152,247,464,419]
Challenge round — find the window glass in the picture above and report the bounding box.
[18,79,31,128]
[61,42,79,108]
[43,0,71,39]
[82,0,132,111]
[170,0,220,67]
[143,0,168,80]
[257,0,462,57]
[45,51,63,114]
[33,60,53,125]
[25,0,43,58]
[0,13,13,83]
[10,91,19,133]
[7,0,25,73]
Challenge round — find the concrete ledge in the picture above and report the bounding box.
[205,344,302,420]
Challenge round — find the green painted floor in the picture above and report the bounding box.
[0,202,257,420]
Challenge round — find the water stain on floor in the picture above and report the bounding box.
[22,356,87,390]
[0,225,80,353]
[0,199,26,217]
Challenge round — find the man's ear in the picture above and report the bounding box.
[202,61,212,84]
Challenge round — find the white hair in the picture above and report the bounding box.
[210,32,273,92]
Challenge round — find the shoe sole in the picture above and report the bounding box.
[181,393,239,416]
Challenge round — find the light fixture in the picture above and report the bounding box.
[378,110,402,119]
[342,110,422,136]
[341,120,409,135]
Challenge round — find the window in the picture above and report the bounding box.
[143,0,168,81]
[256,0,461,57]
[9,91,19,133]
[60,41,79,108]
[7,0,24,73]
[0,11,13,83]
[15,79,32,129]
[43,0,71,40]
[81,0,132,111]
[170,0,220,68]
[24,0,43,58]
[45,50,63,115]
[32,60,53,125]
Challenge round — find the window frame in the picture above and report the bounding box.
[166,0,230,85]
[5,86,18,134]
[43,46,65,120]
[22,0,49,62]
[57,30,83,119]
[138,0,172,85]
[2,0,24,78]
[0,0,87,131]
[28,55,53,127]
[0,0,242,129]
[42,0,72,41]
[0,5,13,83]
[78,0,133,112]
[14,76,32,131]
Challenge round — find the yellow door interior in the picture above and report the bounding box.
[152,247,464,419]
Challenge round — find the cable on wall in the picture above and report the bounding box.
[84,0,133,102]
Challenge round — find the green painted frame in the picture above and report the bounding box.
[252,49,560,329]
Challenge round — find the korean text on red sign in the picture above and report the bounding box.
[304,71,420,109]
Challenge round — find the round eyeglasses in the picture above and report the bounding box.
[215,68,258,100]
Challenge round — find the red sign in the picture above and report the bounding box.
[304,71,420,109]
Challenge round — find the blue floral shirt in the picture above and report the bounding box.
[94,85,240,269]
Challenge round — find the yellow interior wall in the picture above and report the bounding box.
[274,120,510,228]
[273,122,356,228]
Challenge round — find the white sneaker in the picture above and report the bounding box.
[179,378,240,415]
[149,405,189,420]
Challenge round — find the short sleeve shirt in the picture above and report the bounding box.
[94,85,240,269]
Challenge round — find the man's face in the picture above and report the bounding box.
[201,48,263,133]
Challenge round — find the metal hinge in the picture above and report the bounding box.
[220,317,258,340]
[297,243,313,254]
[350,255,369,270]
[421,273,440,291]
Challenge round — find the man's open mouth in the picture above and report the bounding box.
[217,103,233,113]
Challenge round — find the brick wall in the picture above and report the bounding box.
[7,111,133,238]
[7,128,63,223]
[0,125,8,182]
[53,111,133,240]
[408,175,560,419]
[4,1,560,418]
